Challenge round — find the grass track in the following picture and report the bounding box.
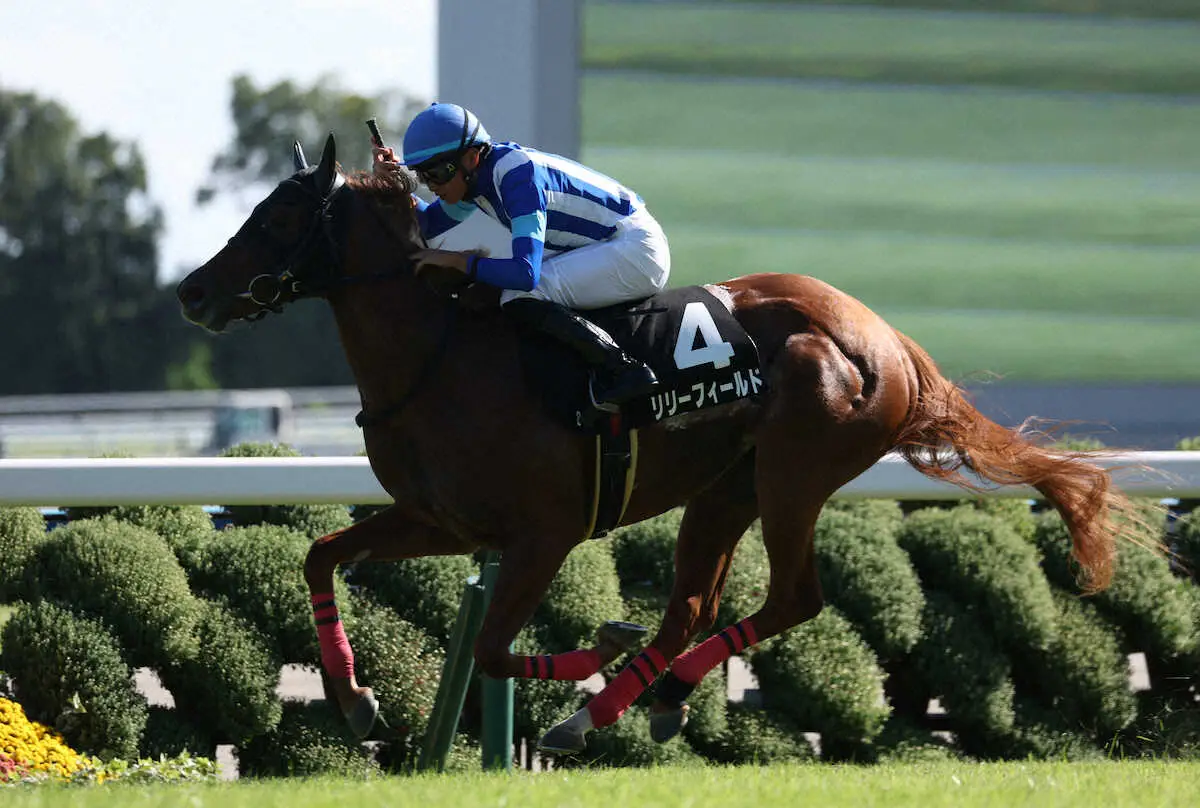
[585,3,1200,95]
[7,761,1200,807]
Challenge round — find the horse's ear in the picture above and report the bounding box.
[315,133,338,194]
[292,141,308,172]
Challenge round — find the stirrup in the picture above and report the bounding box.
[588,377,620,414]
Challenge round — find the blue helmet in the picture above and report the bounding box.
[401,103,491,167]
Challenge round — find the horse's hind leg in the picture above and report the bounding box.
[538,456,759,754]
[472,534,644,683]
[304,505,478,737]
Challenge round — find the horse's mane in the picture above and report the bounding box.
[345,167,418,203]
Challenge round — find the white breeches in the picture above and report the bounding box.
[499,206,671,310]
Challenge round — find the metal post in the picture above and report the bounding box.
[417,570,487,772]
[479,551,514,771]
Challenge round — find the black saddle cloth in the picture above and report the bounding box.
[516,285,763,433]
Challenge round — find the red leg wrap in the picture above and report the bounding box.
[586,647,667,728]
[312,593,354,679]
[670,618,759,685]
[521,648,603,680]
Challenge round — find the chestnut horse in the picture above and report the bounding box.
[176,135,1150,754]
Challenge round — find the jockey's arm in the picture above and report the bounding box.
[412,194,475,240]
[470,169,547,292]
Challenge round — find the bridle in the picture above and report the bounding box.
[225,140,451,429]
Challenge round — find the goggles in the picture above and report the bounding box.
[415,159,459,187]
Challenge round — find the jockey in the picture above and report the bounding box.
[373,102,669,409]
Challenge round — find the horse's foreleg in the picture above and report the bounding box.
[539,457,758,753]
[473,537,638,682]
[303,504,477,735]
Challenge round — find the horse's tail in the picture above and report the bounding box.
[891,329,1149,593]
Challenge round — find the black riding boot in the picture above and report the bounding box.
[504,298,658,407]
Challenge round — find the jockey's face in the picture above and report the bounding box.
[426,148,480,205]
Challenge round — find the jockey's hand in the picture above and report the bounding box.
[372,145,401,178]
[412,248,470,277]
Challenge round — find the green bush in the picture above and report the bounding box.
[814,508,924,660]
[158,599,282,744]
[697,702,815,764]
[0,601,146,760]
[104,505,214,572]
[219,443,352,539]
[750,606,889,749]
[237,700,378,778]
[609,509,682,592]
[1036,510,1196,663]
[715,525,770,630]
[869,716,961,764]
[620,583,668,639]
[899,506,1057,653]
[188,524,349,665]
[1018,591,1137,740]
[962,498,1037,543]
[35,517,200,666]
[535,540,626,652]
[139,706,216,759]
[350,554,479,645]
[0,506,46,602]
[987,697,1108,762]
[343,593,443,746]
[823,499,905,530]
[911,590,1015,738]
[1171,509,1200,581]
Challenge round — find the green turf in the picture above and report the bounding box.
[580,71,1200,382]
[585,3,1200,94]
[582,74,1200,171]
[710,0,1200,22]
[6,761,1200,807]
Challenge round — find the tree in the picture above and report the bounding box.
[0,87,183,394]
[190,75,426,389]
[197,73,424,205]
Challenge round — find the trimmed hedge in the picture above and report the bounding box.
[237,700,378,778]
[815,508,924,660]
[535,539,626,653]
[697,702,815,764]
[219,443,353,539]
[35,517,200,667]
[0,506,47,602]
[750,606,889,749]
[911,590,1015,737]
[1036,510,1196,664]
[139,706,216,760]
[609,508,682,593]
[187,523,351,665]
[158,599,282,745]
[343,593,443,747]
[351,554,479,645]
[101,505,214,569]
[560,706,703,768]
[0,601,147,760]
[899,506,1057,653]
[1018,590,1137,740]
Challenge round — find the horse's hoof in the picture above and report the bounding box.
[649,703,689,743]
[537,722,588,755]
[345,689,379,739]
[596,620,649,651]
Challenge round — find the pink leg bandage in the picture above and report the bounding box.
[312,593,354,679]
[522,649,603,681]
[670,618,759,685]
[585,647,668,728]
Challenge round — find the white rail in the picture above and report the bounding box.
[0,452,1197,507]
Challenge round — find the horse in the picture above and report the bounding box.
[175,134,1154,754]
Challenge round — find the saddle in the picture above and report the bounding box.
[515,285,764,538]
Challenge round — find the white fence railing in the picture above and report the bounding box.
[1,452,1198,507]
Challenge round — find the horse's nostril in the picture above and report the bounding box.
[177,281,206,310]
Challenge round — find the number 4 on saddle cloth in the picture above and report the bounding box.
[514,285,764,539]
